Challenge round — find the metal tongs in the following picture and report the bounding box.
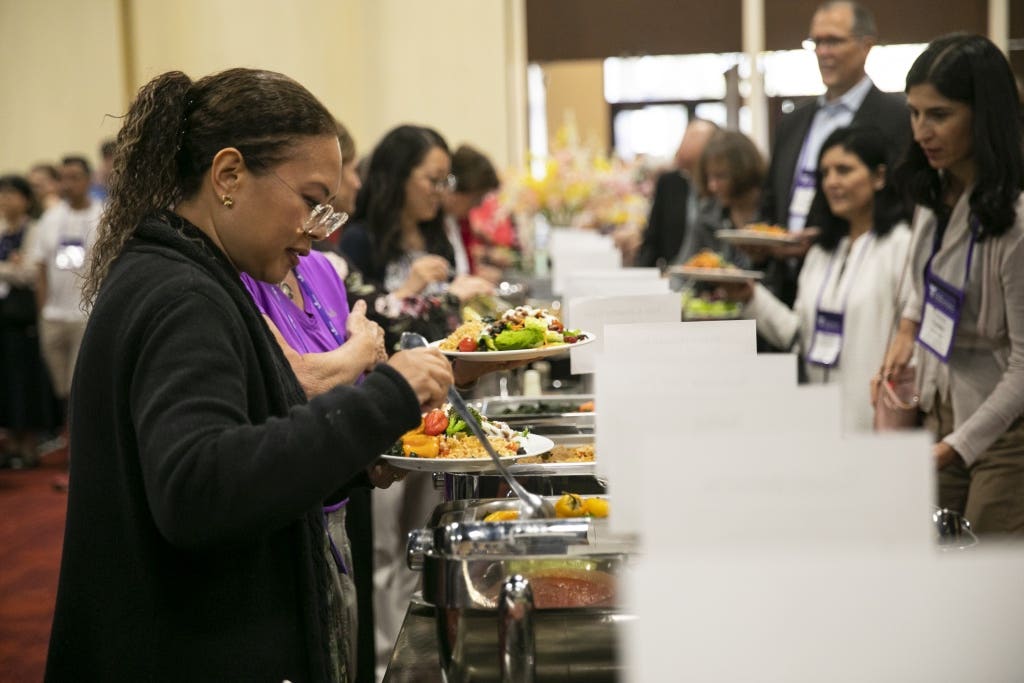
[400,332,555,519]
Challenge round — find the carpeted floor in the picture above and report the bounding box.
[0,452,68,683]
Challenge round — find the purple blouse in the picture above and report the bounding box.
[241,251,350,354]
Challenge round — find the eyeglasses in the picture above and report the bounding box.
[271,171,348,240]
[421,173,457,193]
[802,35,858,51]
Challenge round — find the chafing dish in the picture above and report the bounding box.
[403,498,636,683]
[473,394,594,435]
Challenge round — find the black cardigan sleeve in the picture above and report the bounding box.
[128,286,421,550]
[338,222,377,284]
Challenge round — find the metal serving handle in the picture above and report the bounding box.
[399,332,555,519]
[498,575,536,683]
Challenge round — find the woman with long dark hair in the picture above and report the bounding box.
[339,125,492,351]
[880,34,1024,535]
[45,68,453,682]
[722,125,912,430]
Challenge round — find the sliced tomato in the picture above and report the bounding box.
[457,337,478,352]
[422,409,449,436]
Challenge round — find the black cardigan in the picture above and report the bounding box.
[45,212,421,682]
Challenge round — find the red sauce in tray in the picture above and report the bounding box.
[527,571,615,609]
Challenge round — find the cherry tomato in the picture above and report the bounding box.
[457,337,478,352]
[564,335,578,344]
[422,409,449,436]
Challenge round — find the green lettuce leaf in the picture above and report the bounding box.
[494,326,545,350]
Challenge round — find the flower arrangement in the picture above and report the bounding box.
[501,122,653,232]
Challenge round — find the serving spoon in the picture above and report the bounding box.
[399,331,555,519]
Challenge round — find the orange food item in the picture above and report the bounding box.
[582,497,609,518]
[554,493,587,518]
[747,222,788,235]
[483,510,521,522]
[578,400,595,412]
[682,249,725,269]
[402,433,439,458]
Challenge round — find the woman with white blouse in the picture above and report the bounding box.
[879,34,1024,535]
[723,125,911,432]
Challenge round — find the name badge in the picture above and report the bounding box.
[807,309,844,367]
[917,271,963,363]
[54,238,85,271]
[788,169,817,222]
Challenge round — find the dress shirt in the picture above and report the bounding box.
[788,76,874,230]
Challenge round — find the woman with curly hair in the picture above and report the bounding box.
[339,125,492,352]
[45,68,453,682]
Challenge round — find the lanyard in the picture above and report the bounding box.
[815,233,874,315]
[270,283,311,354]
[321,498,350,575]
[269,265,346,353]
[294,267,345,347]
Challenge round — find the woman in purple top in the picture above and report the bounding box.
[241,249,387,677]
[241,249,386,390]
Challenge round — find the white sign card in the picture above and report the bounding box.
[601,319,758,358]
[625,549,1024,682]
[547,227,614,254]
[550,247,621,295]
[596,357,836,533]
[568,294,681,374]
[562,277,671,328]
[630,430,932,549]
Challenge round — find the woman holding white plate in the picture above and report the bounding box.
[721,125,912,432]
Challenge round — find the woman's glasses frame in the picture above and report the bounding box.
[271,170,348,240]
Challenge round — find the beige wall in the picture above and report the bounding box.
[541,60,609,156]
[1,0,520,174]
[357,0,514,168]
[0,0,125,172]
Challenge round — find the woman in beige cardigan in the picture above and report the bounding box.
[879,34,1024,535]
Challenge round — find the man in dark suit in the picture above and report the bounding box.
[636,118,718,268]
[758,0,910,306]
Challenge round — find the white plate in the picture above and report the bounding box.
[430,335,596,362]
[716,229,801,247]
[381,433,556,472]
[669,266,765,283]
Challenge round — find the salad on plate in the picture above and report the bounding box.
[439,305,589,354]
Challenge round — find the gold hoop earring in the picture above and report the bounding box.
[221,194,234,208]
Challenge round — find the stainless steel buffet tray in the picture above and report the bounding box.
[473,394,595,434]
[403,497,636,683]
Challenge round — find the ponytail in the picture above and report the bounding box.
[83,71,192,306]
[82,67,335,307]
